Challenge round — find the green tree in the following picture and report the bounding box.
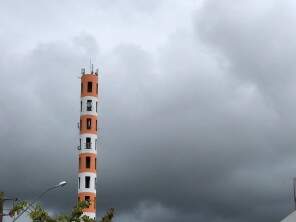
[9,200,114,222]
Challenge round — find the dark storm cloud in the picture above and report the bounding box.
[1,1,296,222]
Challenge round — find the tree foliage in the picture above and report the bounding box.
[9,200,114,222]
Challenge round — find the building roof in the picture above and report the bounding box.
[281,211,296,222]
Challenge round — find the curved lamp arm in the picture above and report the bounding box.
[13,181,67,222]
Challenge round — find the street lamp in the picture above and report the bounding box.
[13,181,67,222]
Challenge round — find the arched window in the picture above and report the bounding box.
[85,176,90,188]
[87,82,92,92]
[87,100,92,111]
[87,118,91,129]
[85,196,90,208]
[86,156,91,168]
[86,137,91,149]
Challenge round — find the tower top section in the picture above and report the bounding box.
[80,69,98,98]
[81,66,99,76]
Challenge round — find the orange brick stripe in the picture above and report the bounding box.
[78,192,96,212]
[80,115,98,135]
[79,153,97,173]
[81,74,99,97]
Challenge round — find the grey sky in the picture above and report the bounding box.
[1,0,296,221]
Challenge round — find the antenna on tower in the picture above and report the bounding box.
[89,57,94,74]
[293,178,296,210]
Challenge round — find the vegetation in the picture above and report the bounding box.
[9,200,114,222]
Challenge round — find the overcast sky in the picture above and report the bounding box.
[1,0,296,221]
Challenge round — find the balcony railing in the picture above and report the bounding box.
[85,142,92,149]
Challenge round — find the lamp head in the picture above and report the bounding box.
[57,181,67,187]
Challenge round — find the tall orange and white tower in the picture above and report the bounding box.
[78,66,99,219]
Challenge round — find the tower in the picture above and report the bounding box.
[78,67,98,219]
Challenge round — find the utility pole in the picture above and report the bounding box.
[0,192,4,222]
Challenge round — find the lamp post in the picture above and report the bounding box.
[13,181,67,222]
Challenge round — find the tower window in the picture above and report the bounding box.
[95,139,97,150]
[79,139,81,150]
[87,118,91,129]
[87,82,92,92]
[80,101,82,112]
[80,120,82,130]
[86,156,91,168]
[87,100,92,111]
[85,196,90,208]
[95,158,96,170]
[85,176,90,188]
[86,137,91,149]
[79,157,81,169]
[94,197,96,209]
[96,83,98,94]
[96,102,98,112]
[78,177,80,189]
[81,83,83,93]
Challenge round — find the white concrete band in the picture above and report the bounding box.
[79,134,98,153]
[78,172,97,193]
[83,212,96,219]
[80,96,98,116]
